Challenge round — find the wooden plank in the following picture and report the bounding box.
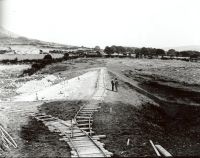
[72,137,100,141]
[77,120,93,122]
[36,115,52,119]
[76,146,102,151]
[70,140,93,144]
[92,135,106,139]
[78,153,104,157]
[81,109,98,111]
[59,138,69,141]
[149,140,161,156]
[155,145,172,157]
[71,137,90,141]
[76,116,91,119]
[77,123,91,126]
[40,118,58,121]
[80,127,91,130]
[80,111,97,113]
[82,108,98,110]
[73,142,94,147]
[78,113,92,115]
[86,131,94,134]
[72,133,86,137]
[70,151,77,156]
[77,114,92,116]
[64,130,82,134]
[79,111,93,113]
[72,144,99,148]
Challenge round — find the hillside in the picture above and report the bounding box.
[0,27,78,54]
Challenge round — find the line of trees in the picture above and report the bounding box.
[135,47,165,58]
[104,46,165,58]
[166,49,200,58]
[104,45,135,56]
[104,46,200,59]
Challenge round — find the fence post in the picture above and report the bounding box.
[127,138,130,146]
[71,119,73,138]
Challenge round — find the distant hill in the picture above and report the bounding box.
[0,27,78,54]
[164,45,200,52]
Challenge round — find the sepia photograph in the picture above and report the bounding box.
[0,0,200,157]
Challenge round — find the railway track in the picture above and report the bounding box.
[33,68,113,157]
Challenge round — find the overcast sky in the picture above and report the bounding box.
[1,0,200,48]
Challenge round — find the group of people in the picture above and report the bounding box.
[111,78,118,92]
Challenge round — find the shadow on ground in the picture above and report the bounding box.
[20,118,70,157]
[93,101,200,157]
[18,100,87,157]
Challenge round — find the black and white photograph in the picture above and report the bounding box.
[0,0,200,157]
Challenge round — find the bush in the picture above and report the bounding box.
[43,54,53,60]
[63,53,69,60]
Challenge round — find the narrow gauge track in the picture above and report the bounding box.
[33,68,113,157]
[70,68,112,157]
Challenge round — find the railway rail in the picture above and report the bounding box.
[33,68,113,157]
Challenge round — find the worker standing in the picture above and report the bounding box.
[111,79,114,91]
[114,78,119,92]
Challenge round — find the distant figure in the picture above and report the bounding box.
[114,78,119,92]
[111,79,114,91]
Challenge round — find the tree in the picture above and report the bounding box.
[167,49,176,57]
[156,49,165,56]
[116,46,126,54]
[179,51,200,57]
[94,46,101,51]
[140,47,149,58]
[126,47,135,54]
[135,49,141,58]
[104,46,114,55]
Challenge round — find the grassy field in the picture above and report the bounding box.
[0,54,63,60]
[116,58,200,86]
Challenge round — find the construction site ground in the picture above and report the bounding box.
[0,58,200,157]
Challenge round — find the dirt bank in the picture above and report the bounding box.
[123,69,200,105]
[93,101,200,157]
[93,63,200,157]
[39,100,87,120]
[14,100,85,157]
[20,117,71,157]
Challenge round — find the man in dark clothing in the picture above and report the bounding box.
[114,78,118,92]
[111,79,114,91]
